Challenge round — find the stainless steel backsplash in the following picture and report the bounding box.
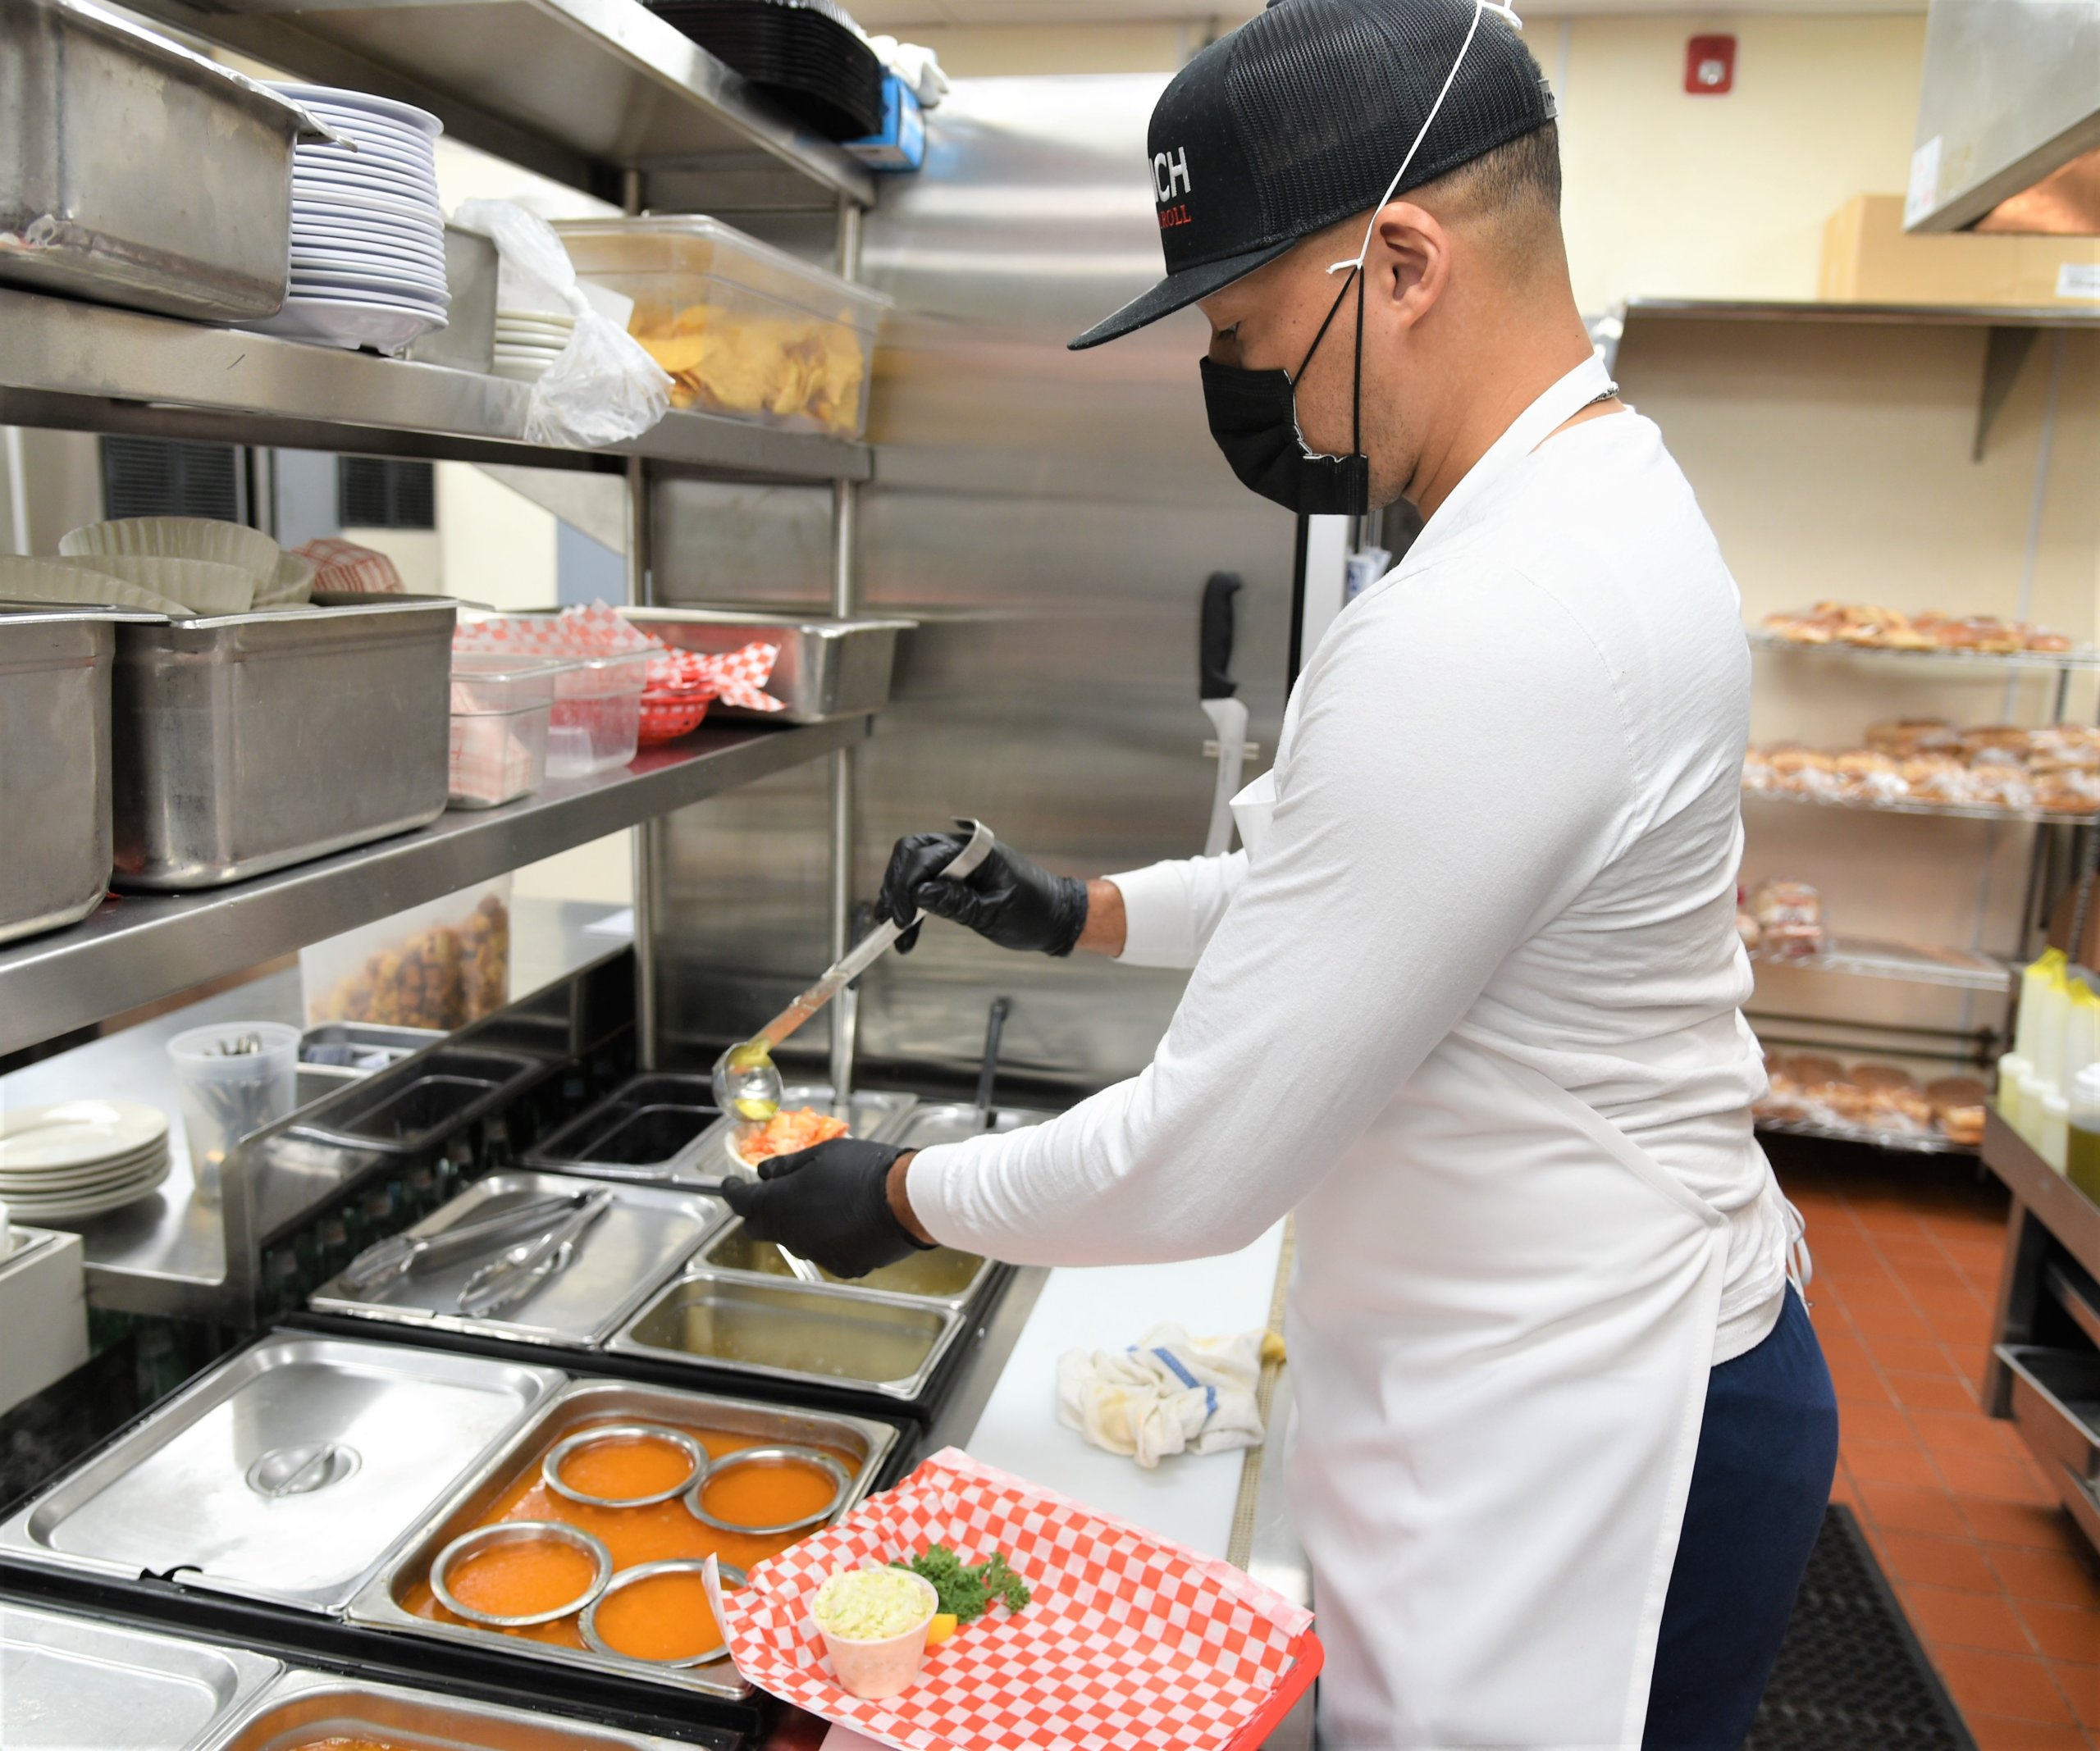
[647,75,1297,1091]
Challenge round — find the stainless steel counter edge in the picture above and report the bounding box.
[0,717,870,1058]
[0,288,874,481]
[189,1665,706,1751]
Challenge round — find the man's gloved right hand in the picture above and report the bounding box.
[875,831,1089,956]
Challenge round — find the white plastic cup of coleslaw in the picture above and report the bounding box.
[810,1566,940,1700]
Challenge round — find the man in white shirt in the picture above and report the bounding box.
[724,2,1838,1744]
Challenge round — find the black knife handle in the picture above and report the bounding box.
[1200,572,1242,701]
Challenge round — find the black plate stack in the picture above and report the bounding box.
[645,0,884,141]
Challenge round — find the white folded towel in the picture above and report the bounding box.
[1057,1322,1279,1470]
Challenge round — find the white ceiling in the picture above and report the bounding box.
[852,0,1923,24]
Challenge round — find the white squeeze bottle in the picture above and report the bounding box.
[2049,978,2100,1172]
[2014,951,2070,1147]
[1999,949,2060,1134]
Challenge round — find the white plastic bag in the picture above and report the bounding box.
[453,198,672,449]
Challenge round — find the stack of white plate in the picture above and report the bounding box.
[492,308,577,383]
[257,83,450,353]
[0,1101,171,1224]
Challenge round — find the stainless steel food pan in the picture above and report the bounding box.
[345,1377,897,1701]
[608,1270,966,1401]
[524,1073,722,1181]
[308,1170,728,1348]
[0,1334,562,1612]
[300,1021,446,1074]
[0,1597,280,1750]
[195,1667,701,1751]
[623,607,915,723]
[887,1101,1058,1152]
[110,591,454,888]
[0,606,116,945]
[404,224,497,373]
[701,1215,991,1308]
[0,0,321,319]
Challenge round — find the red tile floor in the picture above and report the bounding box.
[1776,1142,2100,1748]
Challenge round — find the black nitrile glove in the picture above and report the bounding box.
[718,1138,929,1279]
[875,831,1089,957]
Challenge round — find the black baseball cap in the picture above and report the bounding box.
[1070,0,1554,350]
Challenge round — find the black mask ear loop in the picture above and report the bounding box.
[1290,263,1367,458]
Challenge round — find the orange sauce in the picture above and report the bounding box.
[285,1740,410,1751]
[556,1432,695,1501]
[696,1456,837,1529]
[445,1536,598,1619]
[403,1420,856,1652]
[594,1567,724,1662]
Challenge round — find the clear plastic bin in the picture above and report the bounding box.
[547,650,648,779]
[551,216,890,439]
[300,877,513,1031]
[448,653,572,809]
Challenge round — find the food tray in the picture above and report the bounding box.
[0,0,319,320]
[624,609,915,723]
[607,1272,966,1402]
[191,1665,699,1750]
[0,1335,562,1612]
[345,1377,897,1701]
[299,1022,446,1075]
[0,606,120,946]
[701,1217,992,1309]
[718,1446,1319,1751]
[551,216,889,439]
[0,1597,281,1751]
[525,1074,722,1181]
[110,592,454,888]
[308,1170,729,1348]
[1752,1113,1982,1156]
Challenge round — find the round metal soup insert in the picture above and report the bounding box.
[580,1557,748,1667]
[431,1521,612,1627]
[543,1423,708,1508]
[685,1445,848,1537]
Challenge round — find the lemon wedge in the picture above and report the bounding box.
[926,1612,958,1646]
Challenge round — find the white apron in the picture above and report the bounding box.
[1237,362,1732,1749]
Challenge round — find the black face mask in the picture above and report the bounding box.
[1200,266,1370,517]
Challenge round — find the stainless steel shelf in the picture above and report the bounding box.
[1984,1108,2100,1287]
[1623,297,2100,331]
[1756,1113,1979,1156]
[123,0,874,210]
[1749,630,2100,673]
[0,289,873,481]
[1752,936,2011,993]
[1743,786,2097,828]
[0,718,870,1059]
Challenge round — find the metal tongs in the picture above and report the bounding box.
[457,1190,614,1318]
[337,1191,591,1293]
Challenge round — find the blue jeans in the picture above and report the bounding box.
[1642,1287,1840,1749]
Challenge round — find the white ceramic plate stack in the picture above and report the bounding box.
[492,308,577,383]
[0,1101,171,1223]
[255,84,451,353]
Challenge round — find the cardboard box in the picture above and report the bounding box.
[1820,194,2100,308]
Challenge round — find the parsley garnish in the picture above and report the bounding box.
[890,1543,1032,1622]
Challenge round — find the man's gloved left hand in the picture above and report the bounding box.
[719,1138,930,1279]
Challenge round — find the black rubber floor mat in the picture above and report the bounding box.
[1747,1505,1976,1750]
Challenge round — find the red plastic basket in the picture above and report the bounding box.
[637,689,714,745]
[1224,1629,1323,1749]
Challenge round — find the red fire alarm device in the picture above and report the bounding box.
[1686,34,1735,94]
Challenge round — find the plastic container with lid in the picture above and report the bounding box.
[546,650,650,778]
[448,653,573,809]
[551,216,891,439]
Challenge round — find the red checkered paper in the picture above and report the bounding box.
[454,602,784,713]
[716,1447,1313,1751]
